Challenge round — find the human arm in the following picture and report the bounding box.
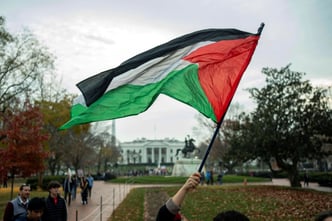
[3,202,13,221]
[156,172,201,221]
[171,172,201,207]
[63,199,68,221]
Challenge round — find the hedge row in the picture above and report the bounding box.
[26,176,66,191]
[307,172,332,187]
[237,171,332,187]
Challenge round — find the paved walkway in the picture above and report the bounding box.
[67,182,133,221]
[270,178,332,192]
[67,179,332,221]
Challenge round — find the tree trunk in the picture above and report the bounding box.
[38,172,43,189]
[287,165,301,187]
[276,157,301,187]
[10,173,14,200]
[48,159,56,175]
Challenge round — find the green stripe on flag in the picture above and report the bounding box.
[60,64,215,129]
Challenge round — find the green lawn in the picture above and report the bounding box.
[108,175,269,184]
[2,175,329,221]
[108,185,331,221]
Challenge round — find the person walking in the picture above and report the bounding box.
[80,176,89,205]
[205,170,211,185]
[42,181,67,221]
[71,175,78,200]
[3,184,30,221]
[303,171,309,187]
[86,174,94,199]
[3,175,8,188]
[63,174,72,206]
[217,171,224,185]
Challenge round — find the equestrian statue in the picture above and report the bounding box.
[176,135,200,158]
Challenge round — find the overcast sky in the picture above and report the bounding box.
[1,0,331,143]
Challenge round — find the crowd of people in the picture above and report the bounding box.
[2,173,94,221]
[2,172,331,221]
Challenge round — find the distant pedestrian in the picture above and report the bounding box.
[210,170,214,185]
[42,181,67,221]
[3,184,30,221]
[303,171,309,187]
[200,172,205,185]
[63,174,72,206]
[217,172,224,185]
[80,176,89,205]
[205,170,211,185]
[86,174,94,198]
[71,175,78,200]
[3,175,8,188]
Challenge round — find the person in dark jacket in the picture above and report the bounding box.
[63,174,72,206]
[42,181,67,221]
[156,172,249,221]
[3,184,30,221]
[71,175,78,200]
[80,176,89,205]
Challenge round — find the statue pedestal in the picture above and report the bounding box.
[172,158,203,177]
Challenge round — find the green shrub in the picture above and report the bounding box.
[26,175,66,190]
[307,172,332,187]
[25,177,38,190]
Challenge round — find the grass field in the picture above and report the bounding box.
[1,175,331,221]
[109,185,332,221]
[108,174,269,184]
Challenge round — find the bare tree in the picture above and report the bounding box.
[0,17,55,113]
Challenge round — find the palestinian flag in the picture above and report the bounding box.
[60,24,264,129]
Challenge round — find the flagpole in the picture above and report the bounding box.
[197,22,264,173]
[197,118,223,173]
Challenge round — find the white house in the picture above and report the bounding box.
[119,138,185,165]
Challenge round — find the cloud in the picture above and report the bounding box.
[1,0,331,142]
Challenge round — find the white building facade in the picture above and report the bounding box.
[119,138,185,165]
